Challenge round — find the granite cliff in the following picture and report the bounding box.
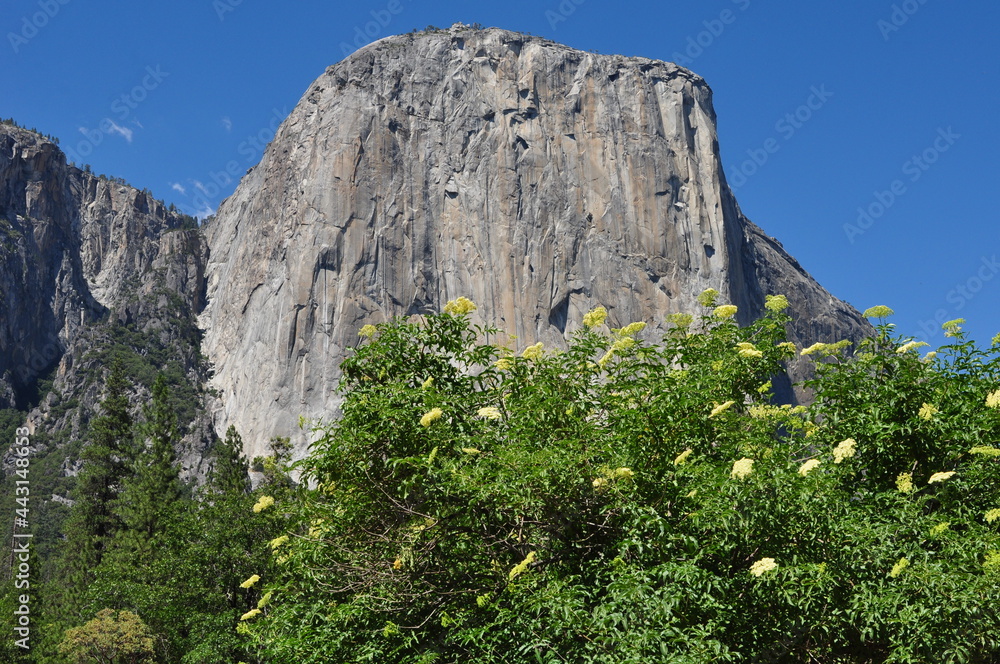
[0,123,213,490]
[199,25,872,460]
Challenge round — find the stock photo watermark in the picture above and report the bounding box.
[7,0,71,54]
[339,0,406,58]
[843,126,959,244]
[670,0,751,68]
[63,65,169,166]
[545,0,586,30]
[13,340,63,388]
[728,84,833,191]
[912,255,999,343]
[878,0,931,41]
[10,425,33,650]
[175,106,288,217]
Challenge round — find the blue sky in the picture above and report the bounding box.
[4,0,998,348]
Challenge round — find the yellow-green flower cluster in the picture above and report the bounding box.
[970,446,1000,457]
[798,459,821,476]
[521,342,544,360]
[697,288,719,307]
[674,448,694,466]
[801,340,851,356]
[748,404,783,420]
[420,408,444,427]
[477,406,501,420]
[863,305,895,319]
[358,324,378,338]
[257,591,273,609]
[777,342,797,355]
[765,294,789,312]
[984,551,1000,573]
[461,447,481,455]
[896,472,915,494]
[443,297,477,316]
[736,342,763,359]
[986,390,1000,409]
[610,467,634,480]
[710,401,736,418]
[929,522,950,537]
[240,574,260,589]
[713,304,738,319]
[618,321,646,336]
[985,509,1000,524]
[421,376,434,390]
[240,609,261,621]
[943,318,965,337]
[749,557,777,576]
[897,340,930,353]
[583,306,608,328]
[730,457,754,480]
[928,471,956,484]
[494,357,513,371]
[508,551,537,581]
[890,558,909,578]
[918,403,938,420]
[833,438,857,464]
[666,312,694,328]
[269,535,289,550]
[611,337,636,353]
[252,495,275,513]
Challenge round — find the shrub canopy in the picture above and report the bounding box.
[244,299,1000,664]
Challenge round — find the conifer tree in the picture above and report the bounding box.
[114,373,182,557]
[209,425,251,497]
[39,360,135,662]
[65,359,135,570]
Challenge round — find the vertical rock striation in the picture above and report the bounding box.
[0,123,212,478]
[199,26,872,460]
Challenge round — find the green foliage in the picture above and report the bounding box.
[247,299,1000,663]
[112,374,183,557]
[57,609,155,664]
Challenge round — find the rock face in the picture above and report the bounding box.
[0,123,212,479]
[200,26,872,460]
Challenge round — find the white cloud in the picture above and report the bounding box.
[222,116,232,132]
[106,120,134,143]
[194,203,215,219]
[193,180,210,196]
[171,182,186,195]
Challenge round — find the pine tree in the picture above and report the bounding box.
[114,373,182,557]
[38,360,135,662]
[60,360,135,580]
[209,425,251,497]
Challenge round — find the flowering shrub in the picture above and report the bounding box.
[245,297,1000,663]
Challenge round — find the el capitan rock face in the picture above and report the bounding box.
[198,25,872,460]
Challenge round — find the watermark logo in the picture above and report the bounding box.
[878,0,931,41]
[728,84,833,190]
[213,0,243,21]
[843,126,959,244]
[174,107,288,218]
[671,0,751,68]
[63,65,169,166]
[912,255,1000,343]
[10,425,33,650]
[338,0,406,59]
[7,0,72,54]
[545,0,587,30]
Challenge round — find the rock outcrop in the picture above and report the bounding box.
[0,123,213,480]
[199,25,872,460]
